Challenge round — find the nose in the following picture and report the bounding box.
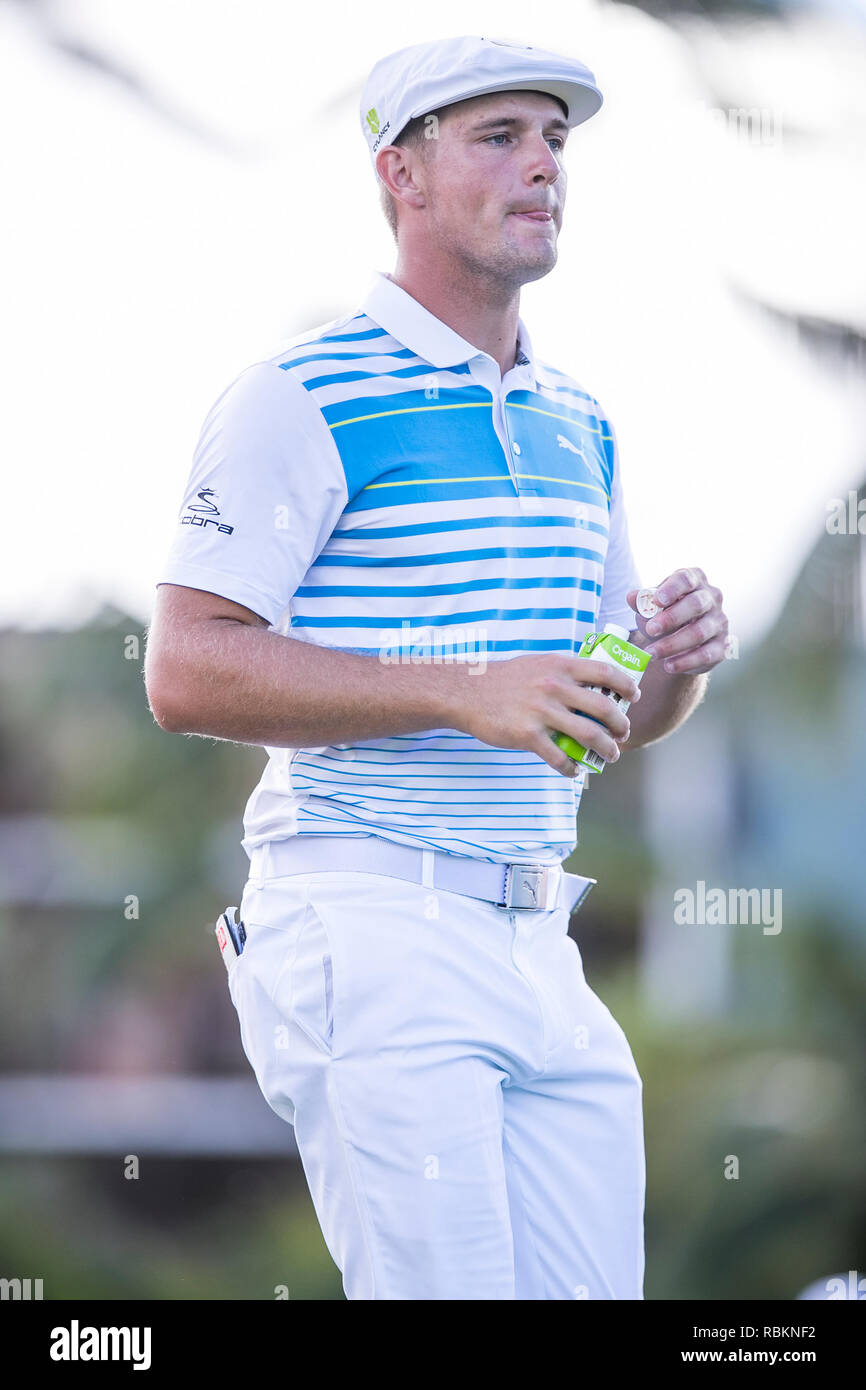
[524,134,563,189]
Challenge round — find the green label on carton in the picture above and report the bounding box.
[553,631,651,774]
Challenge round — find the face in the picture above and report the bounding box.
[407,90,569,287]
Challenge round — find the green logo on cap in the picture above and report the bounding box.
[365,108,380,134]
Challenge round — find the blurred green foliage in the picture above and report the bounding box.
[0,577,863,1299]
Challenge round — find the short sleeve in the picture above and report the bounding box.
[596,412,643,633]
[156,362,348,626]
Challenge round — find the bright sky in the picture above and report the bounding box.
[1,0,864,649]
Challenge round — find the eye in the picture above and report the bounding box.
[484,132,566,152]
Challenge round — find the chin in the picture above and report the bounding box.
[514,247,558,281]
[456,237,557,284]
[505,230,557,267]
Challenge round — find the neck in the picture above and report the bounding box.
[388,249,521,379]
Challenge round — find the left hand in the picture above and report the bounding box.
[626,567,729,676]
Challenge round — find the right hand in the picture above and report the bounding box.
[458,652,641,778]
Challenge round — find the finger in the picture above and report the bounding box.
[645,605,726,659]
[568,656,641,702]
[654,567,706,608]
[537,734,581,778]
[658,634,727,675]
[552,698,630,748]
[573,688,632,739]
[644,586,715,644]
[553,710,622,764]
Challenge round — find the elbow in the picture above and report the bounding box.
[144,662,191,734]
[152,705,185,735]
[146,686,186,733]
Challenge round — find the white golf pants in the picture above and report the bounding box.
[225,865,646,1300]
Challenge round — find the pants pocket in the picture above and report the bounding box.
[322,951,334,1049]
[217,911,246,994]
[265,896,338,1058]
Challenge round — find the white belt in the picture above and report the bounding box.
[248,835,596,916]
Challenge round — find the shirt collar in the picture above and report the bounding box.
[355,269,537,389]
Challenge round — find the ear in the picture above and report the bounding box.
[375,145,428,214]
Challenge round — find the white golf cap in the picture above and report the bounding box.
[360,34,603,178]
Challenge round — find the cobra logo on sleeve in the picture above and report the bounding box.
[181,487,234,534]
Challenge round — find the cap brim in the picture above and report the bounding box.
[406,77,603,130]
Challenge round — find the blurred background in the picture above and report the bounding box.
[0,0,864,1300]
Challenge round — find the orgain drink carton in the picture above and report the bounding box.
[554,623,652,773]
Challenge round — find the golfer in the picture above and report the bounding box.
[145,34,729,1300]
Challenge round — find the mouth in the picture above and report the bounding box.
[510,210,554,225]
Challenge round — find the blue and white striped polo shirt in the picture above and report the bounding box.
[157,269,643,866]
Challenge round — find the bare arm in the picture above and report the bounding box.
[143,584,641,776]
[623,628,708,749]
[143,583,469,747]
[619,568,728,749]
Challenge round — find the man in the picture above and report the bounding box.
[145,35,728,1300]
